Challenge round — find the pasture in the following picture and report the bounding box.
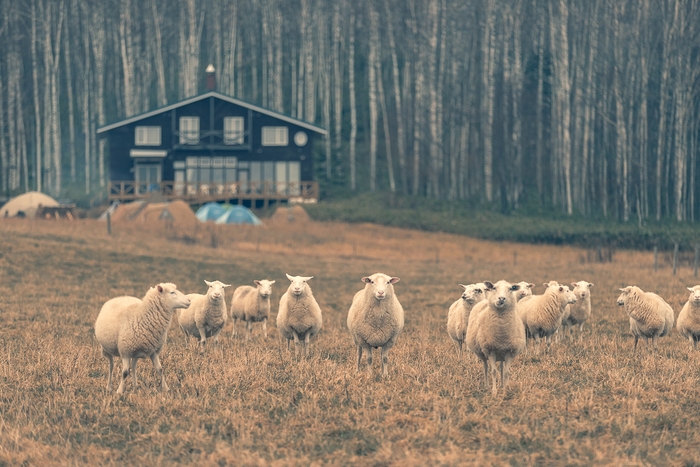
[0,216,699,466]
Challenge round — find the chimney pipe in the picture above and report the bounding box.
[206,64,216,91]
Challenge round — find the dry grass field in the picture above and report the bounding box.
[1,214,700,466]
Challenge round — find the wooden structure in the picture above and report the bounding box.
[98,68,326,207]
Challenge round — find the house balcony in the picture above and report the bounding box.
[108,180,319,207]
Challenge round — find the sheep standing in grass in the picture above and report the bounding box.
[517,283,577,350]
[466,280,526,395]
[230,279,275,339]
[94,283,191,393]
[677,285,700,349]
[561,281,594,340]
[178,280,231,349]
[447,283,485,357]
[277,274,322,357]
[347,273,404,376]
[617,286,674,354]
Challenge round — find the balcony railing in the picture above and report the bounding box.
[108,180,319,205]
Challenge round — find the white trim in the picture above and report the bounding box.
[97,91,328,135]
[130,149,167,158]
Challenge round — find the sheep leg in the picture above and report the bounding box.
[545,335,552,352]
[633,335,639,355]
[380,346,389,376]
[356,346,363,373]
[131,358,139,388]
[231,317,237,338]
[503,354,514,387]
[482,359,489,389]
[246,321,253,341]
[103,352,114,392]
[286,338,291,351]
[263,319,268,338]
[499,361,505,388]
[151,353,169,392]
[578,323,584,341]
[651,335,658,352]
[116,356,131,394]
[366,347,373,373]
[488,355,499,395]
[197,327,207,351]
[454,340,463,357]
[292,331,300,357]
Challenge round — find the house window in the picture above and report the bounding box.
[179,117,200,144]
[261,126,288,146]
[224,117,244,145]
[135,126,161,146]
[184,156,238,184]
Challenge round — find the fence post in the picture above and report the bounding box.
[673,243,679,275]
[106,212,112,235]
[653,246,658,272]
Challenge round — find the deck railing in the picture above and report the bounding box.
[108,180,319,205]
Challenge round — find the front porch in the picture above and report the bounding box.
[108,180,319,208]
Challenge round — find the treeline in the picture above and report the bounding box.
[0,0,698,221]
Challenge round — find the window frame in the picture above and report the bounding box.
[135,126,161,146]
[261,126,289,146]
[179,116,200,145]
[224,116,245,145]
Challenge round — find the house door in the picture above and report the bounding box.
[135,162,162,194]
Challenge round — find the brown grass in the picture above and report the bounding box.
[1,216,699,466]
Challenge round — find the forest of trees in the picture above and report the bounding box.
[0,0,698,222]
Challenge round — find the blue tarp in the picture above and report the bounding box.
[195,202,227,222]
[215,205,263,225]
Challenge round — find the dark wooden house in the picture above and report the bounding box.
[97,75,326,207]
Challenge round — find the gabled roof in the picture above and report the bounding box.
[97,91,328,135]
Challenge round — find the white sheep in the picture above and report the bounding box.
[178,280,231,349]
[94,283,191,393]
[515,281,535,301]
[447,283,485,357]
[230,279,275,339]
[561,281,594,340]
[466,280,526,395]
[677,285,700,349]
[347,273,404,376]
[276,274,323,357]
[616,286,674,354]
[517,282,577,350]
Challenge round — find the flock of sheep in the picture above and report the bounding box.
[93,272,700,396]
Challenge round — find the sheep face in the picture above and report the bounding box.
[617,286,633,306]
[516,281,535,301]
[571,281,594,300]
[687,285,700,305]
[483,280,519,310]
[459,283,483,304]
[286,274,313,296]
[157,283,191,310]
[362,273,400,300]
[255,279,275,298]
[204,280,231,302]
[562,286,577,305]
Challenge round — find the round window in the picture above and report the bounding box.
[294,131,308,147]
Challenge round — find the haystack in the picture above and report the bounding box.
[270,204,311,223]
[1,191,60,218]
[110,200,199,230]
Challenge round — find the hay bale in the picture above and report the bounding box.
[270,205,310,223]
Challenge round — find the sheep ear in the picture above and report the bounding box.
[362,277,372,283]
[571,282,577,288]
[157,284,164,293]
[302,276,314,282]
[483,281,494,290]
[528,283,535,289]
[270,280,275,284]
[205,280,212,286]
[543,283,549,287]
[688,287,694,292]
[223,283,232,288]
[588,283,594,288]
[389,277,400,284]
[459,284,468,290]
[254,280,262,286]
[559,286,564,292]
[286,273,294,281]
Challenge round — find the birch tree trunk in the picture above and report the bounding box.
[151,0,167,106]
[385,0,407,193]
[348,10,357,190]
[368,3,379,191]
[64,0,77,182]
[482,0,496,202]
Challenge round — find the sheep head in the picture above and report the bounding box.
[286,274,313,296]
[362,273,399,300]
